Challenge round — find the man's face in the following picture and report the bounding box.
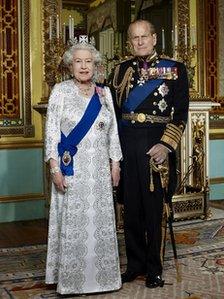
[129,22,157,57]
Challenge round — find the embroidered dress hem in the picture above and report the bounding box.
[56,283,122,295]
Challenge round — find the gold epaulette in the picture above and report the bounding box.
[160,122,185,150]
[118,56,134,64]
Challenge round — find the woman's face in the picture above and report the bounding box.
[71,49,95,83]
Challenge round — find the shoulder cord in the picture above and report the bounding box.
[113,65,134,108]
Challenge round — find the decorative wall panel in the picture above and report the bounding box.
[205,0,218,101]
[205,0,224,128]
[0,0,34,137]
[177,0,190,49]
[0,0,20,118]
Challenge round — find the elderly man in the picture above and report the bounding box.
[112,19,189,288]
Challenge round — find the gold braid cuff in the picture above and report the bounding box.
[160,123,185,150]
[113,65,134,107]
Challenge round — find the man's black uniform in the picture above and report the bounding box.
[112,52,189,282]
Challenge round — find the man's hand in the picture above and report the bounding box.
[147,143,169,164]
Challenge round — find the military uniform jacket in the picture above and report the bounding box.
[112,53,189,152]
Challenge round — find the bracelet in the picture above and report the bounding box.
[50,166,61,175]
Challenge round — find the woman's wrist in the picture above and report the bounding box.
[50,166,61,175]
[111,161,120,170]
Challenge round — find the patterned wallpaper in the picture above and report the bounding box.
[218,0,224,96]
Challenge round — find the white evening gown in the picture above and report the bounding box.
[45,80,122,294]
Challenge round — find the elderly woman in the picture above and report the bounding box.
[45,37,122,295]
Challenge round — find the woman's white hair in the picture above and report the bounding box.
[63,43,102,67]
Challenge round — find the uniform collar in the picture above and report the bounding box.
[135,51,159,69]
[135,51,158,63]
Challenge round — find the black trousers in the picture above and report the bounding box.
[121,125,166,277]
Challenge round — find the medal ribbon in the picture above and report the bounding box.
[123,60,176,113]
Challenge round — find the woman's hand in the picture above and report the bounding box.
[111,161,120,187]
[49,159,67,193]
[147,143,169,164]
[52,171,67,193]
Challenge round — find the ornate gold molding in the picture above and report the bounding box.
[0,193,45,203]
[210,177,224,184]
[176,0,190,49]
[175,0,206,99]
[42,0,62,92]
[0,141,44,149]
[210,132,224,140]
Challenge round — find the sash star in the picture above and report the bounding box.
[158,83,169,97]
[158,99,168,112]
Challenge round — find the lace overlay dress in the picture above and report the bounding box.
[45,80,122,295]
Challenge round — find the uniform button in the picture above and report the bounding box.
[153,110,157,115]
[131,77,134,81]
[154,92,158,96]
[131,111,134,114]
[153,102,157,106]
[133,61,137,65]
[131,120,135,124]
[130,84,133,88]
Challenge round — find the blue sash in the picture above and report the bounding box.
[123,60,176,113]
[58,91,102,176]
